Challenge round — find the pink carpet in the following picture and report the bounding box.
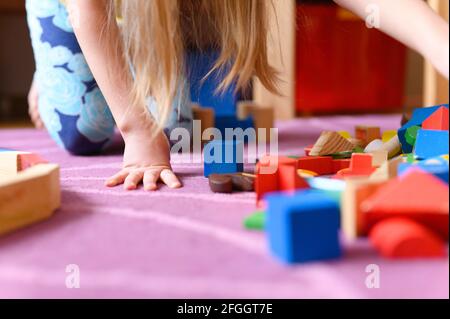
[0,114,448,299]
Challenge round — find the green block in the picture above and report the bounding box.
[244,211,266,230]
[406,153,416,164]
[405,125,420,146]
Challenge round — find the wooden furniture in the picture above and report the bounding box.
[0,0,24,14]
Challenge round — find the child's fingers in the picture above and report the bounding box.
[124,171,144,190]
[143,170,159,191]
[105,170,129,187]
[160,169,182,189]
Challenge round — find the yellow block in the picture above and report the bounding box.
[382,130,397,143]
[338,131,352,139]
[298,169,319,178]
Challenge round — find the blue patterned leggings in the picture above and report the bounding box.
[26,0,193,155]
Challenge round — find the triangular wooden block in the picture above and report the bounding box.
[422,106,449,131]
[310,131,355,156]
[362,169,449,239]
[370,218,446,258]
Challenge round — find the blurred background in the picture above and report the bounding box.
[0,0,448,127]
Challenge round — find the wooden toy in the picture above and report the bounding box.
[0,163,60,235]
[309,131,355,156]
[338,131,351,139]
[379,134,402,159]
[414,129,449,159]
[398,157,449,184]
[369,156,403,182]
[405,125,420,146]
[297,156,334,175]
[255,156,309,204]
[192,104,215,140]
[208,173,255,193]
[331,159,351,173]
[369,218,446,259]
[422,106,449,131]
[237,101,275,142]
[355,125,381,147]
[369,150,388,167]
[243,211,265,230]
[364,139,383,153]
[341,179,386,239]
[382,130,397,142]
[297,169,319,178]
[347,138,364,148]
[203,140,244,177]
[266,190,341,264]
[0,151,48,177]
[361,169,449,240]
[336,154,376,178]
[398,104,449,153]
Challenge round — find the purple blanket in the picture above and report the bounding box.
[0,115,448,298]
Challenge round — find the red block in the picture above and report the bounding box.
[362,169,449,240]
[331,159,351,173]
[422,106,449,131]
[336,154,376,178]
[18,153,48,171]
[297,156,334,175]
[255,161,278,203]
[370,218,446,259]
[279,160,309,191]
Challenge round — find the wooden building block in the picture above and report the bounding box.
[336,154,376,178]
[266,190,341,263]
[414,129,449,159]
[297,156,334,175]
[362,169,449,240]
[237,101,275,142]
[310,131,355,156]
[370,218,446,259]
[355,126,381,146]
[369,150,388,167]
[364,139,383,153]
[209,173,255,193]
[382,130,397,142]
[278,159,309,191]
[332,159,351,173]
[243,211,265,230]
[255,158,279,203]
[192,104,215,140]
[379,134,402,159]
[369,156,403,182]
[422,106,449,131]
[0,164,60,235]
[341,179,386,239]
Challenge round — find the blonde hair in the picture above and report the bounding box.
[109,0,278,130]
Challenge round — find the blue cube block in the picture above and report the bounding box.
[414,129,449,159]
[398,104,449,153]
[399,157,449,184]
[187,50,242,117]
[215,116,255,140]
[204,140,244,177]
[265,190,341,264]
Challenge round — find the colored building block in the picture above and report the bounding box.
[243,211,265,230]
[398,104,449,153]
[382,130,397,142]
[379,134,402,159]
[369,150,388,167]
[364,139,383,153]
[297,156,334,175]
[255,156,309,205]
[266,190,341,264]
[309,131,355,156]
[405,125,420,146]
[422,106,449,131]
[338,131,351,139]
[297,169,319,178]
[414,129,449,159]
[307,177,345,205]
[1,163,60,236]
[370,218,446,259]
[369,156,403,182]
[208,173,255,193]
[398,157,449,184]
[332,159,351,173]
[204,140,244,177]
[355,126,381,146]
[341,179,386,239]
[361,169,449,240]
[0,151,48,177]
[214,116,255,139]
[336,154,376,178]
[187,50,241,117]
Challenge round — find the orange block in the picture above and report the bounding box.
[355,126,381,146]
[279,159,309,191]
[370,218,446,258]
[362,169,449,240]
[336,154,376,178]
[422,106,449,131]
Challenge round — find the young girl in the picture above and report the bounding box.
[26,0,449,191]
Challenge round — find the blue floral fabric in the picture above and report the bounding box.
[26,0,193,155]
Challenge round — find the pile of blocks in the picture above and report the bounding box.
[0,150,60,235]
[206,104,449,264]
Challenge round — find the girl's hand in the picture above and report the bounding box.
[28,78,44,129]
[105,129,182,191]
